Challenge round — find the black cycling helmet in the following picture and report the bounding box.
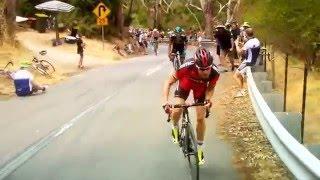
[194,48,213,68]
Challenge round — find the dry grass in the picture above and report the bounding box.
[266,50,320,144]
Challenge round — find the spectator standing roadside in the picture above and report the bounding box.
[238,22,251,45]
[77,34,85,69]
[230,21,241,69]
[233,28,260,97]
[214,25,233,71]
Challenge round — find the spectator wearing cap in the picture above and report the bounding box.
[238,22,251,44]
[11,61,47,96]
[214,24,234,71]
[233,28,260,97]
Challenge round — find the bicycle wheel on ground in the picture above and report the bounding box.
[180,124,189,158]
[188,124,200,180]
[4,61,13,70]
[36,60,55,76]
[154,42,158,54]
[173,57,181,71]
[0,61,14,76]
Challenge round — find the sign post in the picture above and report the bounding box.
[93,2,111,49]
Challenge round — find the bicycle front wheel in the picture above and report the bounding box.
[187,124,200,180]
[37,60,55,76]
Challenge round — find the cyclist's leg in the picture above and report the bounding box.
[31,81,45,92]
[171,97,185,126]
[194,96,206,164]
[194,97,206,144]
[179,49,186,65]
[171,88,189,143]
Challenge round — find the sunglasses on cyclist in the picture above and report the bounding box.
[196,65,212,71]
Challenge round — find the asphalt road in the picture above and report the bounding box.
[0,45,239,180]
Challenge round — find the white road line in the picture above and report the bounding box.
[145,61,167,76]
[0,93,115,180]
[0,61,167,179]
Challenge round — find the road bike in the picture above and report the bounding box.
[165,103,210,180]
[170,52,185,70]
[0,60,13,77]
[32,50,55,76]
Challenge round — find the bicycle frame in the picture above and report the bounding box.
[165,103,208,180]
[180,107,197,155]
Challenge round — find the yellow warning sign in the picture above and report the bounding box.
[97,17,108,26]
[93,2,111,18]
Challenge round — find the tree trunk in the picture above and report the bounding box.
[0,1,5,46]
[154,0,159,29]
[115,2,124,39]
[227,0,240,23]
[4,0,16,45]
[203,0,214,37]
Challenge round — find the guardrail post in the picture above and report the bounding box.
[301,59,309,144]
[283,54,289,111]
[264,41,267,72]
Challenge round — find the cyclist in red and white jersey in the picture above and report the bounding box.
[162,48,220,165]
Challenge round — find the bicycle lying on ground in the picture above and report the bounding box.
[0,61,13,78]
[32,50,55,76]
[165,103,210,180]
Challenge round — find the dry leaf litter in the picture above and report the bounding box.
[216,87,292,179]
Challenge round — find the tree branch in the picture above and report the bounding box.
[140,0,148,9]
[185,3,202,31]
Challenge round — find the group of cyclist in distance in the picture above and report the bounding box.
[162,21,260,165]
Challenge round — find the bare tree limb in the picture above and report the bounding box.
[188,3,203,11]
[159,0,174,14]
[185,3,202,31]
[140,0,148,9]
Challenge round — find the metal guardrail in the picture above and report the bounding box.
[247,68,320,179]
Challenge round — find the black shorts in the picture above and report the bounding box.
[171,49,186,57]
[216,45,230,56]
[77,50,83,57]
[174,87,205,103]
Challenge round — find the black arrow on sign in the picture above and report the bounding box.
[99,5,106,17]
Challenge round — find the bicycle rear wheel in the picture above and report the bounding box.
[4,61,13,70]
[36,60,55,76]
[0,61,13,76]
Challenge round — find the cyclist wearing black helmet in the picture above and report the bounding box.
[168,26,188,68]
[162,47,220,165]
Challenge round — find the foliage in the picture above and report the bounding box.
[241,0,320,58]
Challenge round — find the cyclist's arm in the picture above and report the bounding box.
[205,74,219,101]
[205,83,216,101]
[162,72,178,104]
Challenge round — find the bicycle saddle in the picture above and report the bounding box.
[39,50,47,55]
